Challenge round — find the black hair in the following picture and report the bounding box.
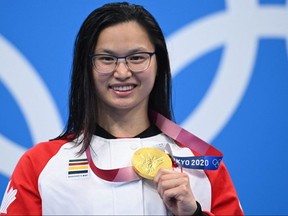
[56,2,173,154]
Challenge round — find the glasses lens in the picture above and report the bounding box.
[92,53,153,73]
[93,55,116,73]
[126,53,151,72]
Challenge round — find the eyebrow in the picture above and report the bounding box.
[94,47,150,55]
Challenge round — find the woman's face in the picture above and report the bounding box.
[93,21,157,114]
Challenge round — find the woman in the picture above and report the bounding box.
[0,2,243,215]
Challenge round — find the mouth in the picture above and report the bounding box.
[109,84,137,92]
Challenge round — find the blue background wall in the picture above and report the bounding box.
[1,0,288,214]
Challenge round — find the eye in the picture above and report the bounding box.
[96,55,116,64]
[127,54,147,63]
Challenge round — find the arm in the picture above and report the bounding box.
[0,151,42,215]
[154,162,243,216]
[203,162,244,216]
[1,140,65,215]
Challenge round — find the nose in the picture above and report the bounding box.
[113,59,132,79]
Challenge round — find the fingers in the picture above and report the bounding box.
[154,168,191,199]
[154,168,198,215]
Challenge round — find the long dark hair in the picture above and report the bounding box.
[56,2,173,154]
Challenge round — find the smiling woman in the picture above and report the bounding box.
[92,21,157,128]
[0,2,243,215]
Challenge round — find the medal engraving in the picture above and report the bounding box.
[131,147,172,179]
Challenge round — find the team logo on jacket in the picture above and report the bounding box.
[68,158,89,178]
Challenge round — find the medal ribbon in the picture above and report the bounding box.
[86,147,139,182]
[150,111,223,170]
[86,111,223,182]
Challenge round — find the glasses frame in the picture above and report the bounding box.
[90,52,155,74]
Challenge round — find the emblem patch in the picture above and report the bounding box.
[68,158,89,178]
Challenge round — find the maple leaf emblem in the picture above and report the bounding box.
[0,181,17,214]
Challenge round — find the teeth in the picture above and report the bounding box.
[111,85,134,91]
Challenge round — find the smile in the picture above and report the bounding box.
[110,85,136,92]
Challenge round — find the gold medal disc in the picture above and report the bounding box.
[131,147,172,180]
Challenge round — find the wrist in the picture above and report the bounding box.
[192,201,206,216]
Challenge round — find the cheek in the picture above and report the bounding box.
[141,70,157,92]
[93,73,107,94]
[149,63,157,87]
[93,70,108,83]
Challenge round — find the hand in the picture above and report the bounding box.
[154,168,198,216]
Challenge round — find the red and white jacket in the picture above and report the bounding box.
[0,127,243,215]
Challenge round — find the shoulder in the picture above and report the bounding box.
[3,139,71,215]
[28,139,69,156]
[14,139,71,177]
[23,139,70,163]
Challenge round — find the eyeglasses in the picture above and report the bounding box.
[90,52,155,74]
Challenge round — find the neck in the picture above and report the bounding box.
[97,108,150,138]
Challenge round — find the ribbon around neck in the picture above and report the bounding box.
[85,111,223,182]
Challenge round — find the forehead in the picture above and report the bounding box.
[95,21,154,54]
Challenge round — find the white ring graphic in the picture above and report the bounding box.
[167,0,288,142]
[0,35,63,176]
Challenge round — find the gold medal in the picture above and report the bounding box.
[131,147,172,180]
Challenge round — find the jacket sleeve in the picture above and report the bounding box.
[0,150,42,215]
[0,140,66,215]
[202,162,244,216]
